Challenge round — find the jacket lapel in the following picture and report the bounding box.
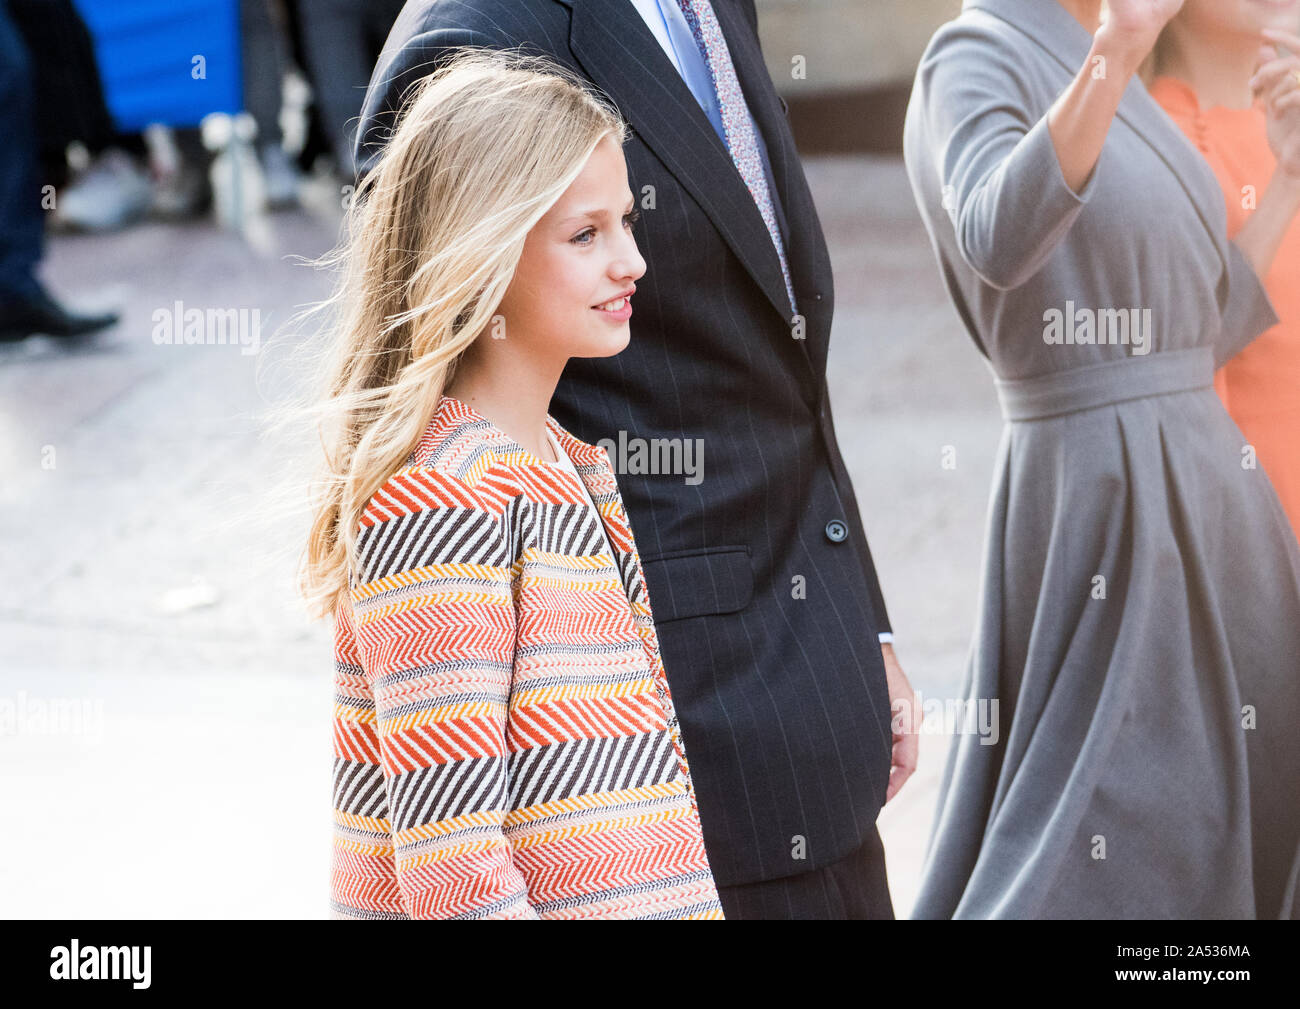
[560,0,796,324]
[963,0,1232,278]
[547,417,666,674]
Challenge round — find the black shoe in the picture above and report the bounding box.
[0,287,119,342]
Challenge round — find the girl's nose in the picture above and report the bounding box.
[615,233,647,282]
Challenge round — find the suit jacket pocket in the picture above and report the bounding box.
[640,546,753,623]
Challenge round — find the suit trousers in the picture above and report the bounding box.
[715,824,895,920]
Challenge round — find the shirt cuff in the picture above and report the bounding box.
[877,632,894,644]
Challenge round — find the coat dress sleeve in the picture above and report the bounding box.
[909,22,1102,292]
[329,465,538,920]
[1215,239,1280,367]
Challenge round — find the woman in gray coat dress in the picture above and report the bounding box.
[903,0,1300,918]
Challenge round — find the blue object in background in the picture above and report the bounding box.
[73,0,241,130]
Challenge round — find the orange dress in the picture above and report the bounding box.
[1151,75,1300,541]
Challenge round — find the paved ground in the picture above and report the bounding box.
[0,154,1005,918]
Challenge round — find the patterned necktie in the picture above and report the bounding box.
[674,0,797,317]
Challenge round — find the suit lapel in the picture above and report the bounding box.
[561,0,796,323]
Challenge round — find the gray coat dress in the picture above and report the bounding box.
[903,0,1300,919]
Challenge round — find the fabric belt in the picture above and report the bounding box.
[994,347,1215,422]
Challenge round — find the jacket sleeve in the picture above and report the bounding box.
[330,599,407,918]
[331,467,537,920]
[909,21,1101,291]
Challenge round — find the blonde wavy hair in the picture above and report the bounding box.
[300,48,627,618]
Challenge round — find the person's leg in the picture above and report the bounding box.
[0,3,43,299]
[8,0,152,231]
[280,0,331,172]
[8,0,121,186]
[150,127,214,221]
[0,3,119,339]
[0,0,118,340]
[826,824,896,919]
[295,0,375,177]
[239,0,299,206]
[716,863,841,920]
[715,827,895,920]
[240,0,285,149]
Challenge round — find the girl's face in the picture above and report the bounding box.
[1175,0,1300,37]
[494,133,646,362]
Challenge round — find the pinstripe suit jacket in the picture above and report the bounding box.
[331,396,724,919]
[357,0,896,887]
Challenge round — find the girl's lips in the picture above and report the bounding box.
[593,297,633,322]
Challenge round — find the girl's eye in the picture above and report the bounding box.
[572,210,639,245]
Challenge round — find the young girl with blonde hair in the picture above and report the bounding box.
[305,48,722,919]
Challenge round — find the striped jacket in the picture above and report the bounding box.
[330,395,724,919]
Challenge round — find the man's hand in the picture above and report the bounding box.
[882,642,919,803]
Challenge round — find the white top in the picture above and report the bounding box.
[546,428,616,562]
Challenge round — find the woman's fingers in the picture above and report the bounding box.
[1252,56,1300,100]
[1274,89,1300,116]
[1262,27,1300,55]
[1268,61,1300,107]
[1252,54,1300,88]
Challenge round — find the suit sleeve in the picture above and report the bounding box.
[909,23,1100,292]
[331,468,537,920]
[355,21,515,176]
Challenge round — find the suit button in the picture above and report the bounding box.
[824,519,848,543]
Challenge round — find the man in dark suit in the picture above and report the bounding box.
[355,0,918,919]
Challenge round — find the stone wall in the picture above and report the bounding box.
[756,0,960,95]
[752,0,961,152]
